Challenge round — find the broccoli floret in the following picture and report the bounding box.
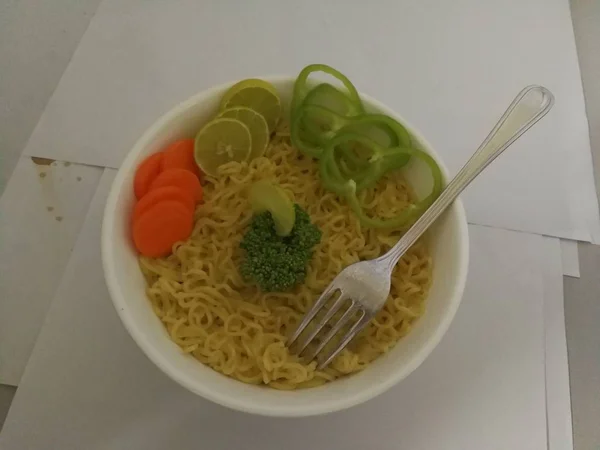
[240,204,321,292]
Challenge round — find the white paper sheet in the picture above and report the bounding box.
[21,0,600,242]
[0,179,547,449]
[0,0,102,193]
[0,157,103,385]
[560,239,581,278]
[543,237,574,450]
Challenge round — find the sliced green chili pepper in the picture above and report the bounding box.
[319,133,444,229]
[291,64,365,117]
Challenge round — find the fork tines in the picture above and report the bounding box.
[287,287,370,369]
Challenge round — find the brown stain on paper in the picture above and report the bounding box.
[31,157,55,166]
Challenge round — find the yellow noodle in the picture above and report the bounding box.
[141,129,433,390]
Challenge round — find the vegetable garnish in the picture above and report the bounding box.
[149,168,203,203]
[193,118,252,177]
[291,64,364,117]
[133,186,194,223]
[248,181,295,237]
[240,204,321,292]
[133,153,164,200]
[219,79,281,133]
[133,201,194,258]
[218,107,269,160]
[162,139,202,179]
[320,133,443,228]
[292,104,411,160]
[302,83,364,117]
[291,63,443,228]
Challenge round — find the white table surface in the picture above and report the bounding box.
[1,0,599,447]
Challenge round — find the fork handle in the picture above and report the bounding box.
[378,85,554,269]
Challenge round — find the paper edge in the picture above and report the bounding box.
[560,239,581,278]
[542,236,574,450]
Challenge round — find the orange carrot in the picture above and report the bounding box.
[133,186,194,223]
[132,201,193,258]
[162,139,202,179]
[133,153,164,199]
[149,168,203,203]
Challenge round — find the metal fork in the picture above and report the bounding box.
[288,85,555,369]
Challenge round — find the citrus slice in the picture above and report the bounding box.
[218,107,269,160]
[220,79,281,133]
[194,118,252,177]
[249,181,295,236]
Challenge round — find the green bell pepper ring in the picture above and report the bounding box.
[320,132,412,193]
[303,83,364,117]
[292,104,413,165]
[337,114,412,169]
[339,113,411,149]
[291,104,350,157]
[291,64,365,117]
[319,132,444,229]
[319,133,389,193]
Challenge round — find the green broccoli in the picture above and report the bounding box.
[240,204,321,292]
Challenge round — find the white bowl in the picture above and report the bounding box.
[102,76,469,417]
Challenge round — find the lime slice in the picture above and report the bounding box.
[220,79,281,133]
[249,181,295,236]
[194,118,252,176]
[218,107,269,160]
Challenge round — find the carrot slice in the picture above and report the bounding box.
[133,186,194,223]
[149,168,203,203]
[162,139,202,179]
[134,153,164,199]
[132,201,193,257]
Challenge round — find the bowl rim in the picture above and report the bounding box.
[101,75,469,417]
